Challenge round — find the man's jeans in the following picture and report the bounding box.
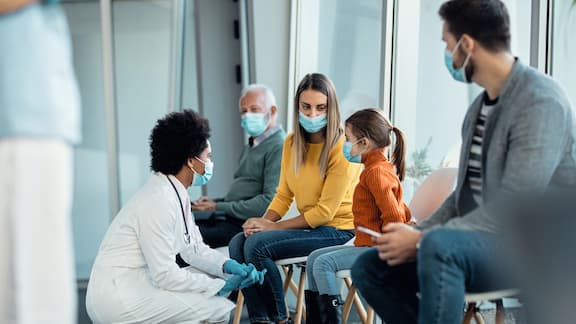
[228,227,354,323]
[351,229,506,324]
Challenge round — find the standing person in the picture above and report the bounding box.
[351,1,576,324]
[228,73,362,324]
[305,108,412,324]
[0,1,81,323]
[192,84,285,248]
[86,110,265,324]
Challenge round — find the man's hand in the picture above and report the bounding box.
[242,217,278,237]
[191,196,216,211]
[373,223,421,266]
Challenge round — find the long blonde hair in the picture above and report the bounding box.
[292,73,343,177]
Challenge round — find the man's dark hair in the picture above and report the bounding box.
[149,109,211,175]
[439,0,511,52]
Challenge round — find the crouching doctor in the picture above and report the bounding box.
[86,110,265,324]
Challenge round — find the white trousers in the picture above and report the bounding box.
[0,139,76,324]
[87,266,234,324]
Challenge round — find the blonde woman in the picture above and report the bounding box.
[229,73,361,324]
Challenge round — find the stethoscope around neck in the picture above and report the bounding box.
[166,175,191,244]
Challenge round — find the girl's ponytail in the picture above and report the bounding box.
[391,126,406,181]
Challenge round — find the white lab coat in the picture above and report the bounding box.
[86,172,234,324]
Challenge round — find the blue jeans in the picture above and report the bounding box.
[228,227,354,323]
[351,229,506,324]
[307,245,370,295]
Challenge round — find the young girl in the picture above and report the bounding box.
[305,108,413,324]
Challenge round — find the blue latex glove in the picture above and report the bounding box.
[239,264,267,289]
[223,260,249,277]
[217,274,244,296]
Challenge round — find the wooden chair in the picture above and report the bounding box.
[233,256,308,324]
[336,269,374,324]
[463,289,520,324]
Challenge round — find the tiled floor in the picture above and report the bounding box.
[77,287,525,324]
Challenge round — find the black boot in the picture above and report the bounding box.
[318,294,343,324]
[305,290,321,324]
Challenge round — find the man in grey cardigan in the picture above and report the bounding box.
[192,85,285,248]
[352,1,576,323]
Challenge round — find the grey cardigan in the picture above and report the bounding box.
[416,59,576,234]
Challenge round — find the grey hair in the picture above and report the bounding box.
[239,84,277,110]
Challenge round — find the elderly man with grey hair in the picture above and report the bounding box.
[190,84,286,249]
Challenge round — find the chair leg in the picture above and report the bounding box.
[473,311,486,324]
[463,302,476,324]
[232,290,244,324]
[352,286,368,322]
[495,299,505,324]
[365,306,374,324]
[294,267,307,324]
[342,279,355,324]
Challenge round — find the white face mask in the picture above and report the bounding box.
[241,112,270,137]
[190,157,213,186]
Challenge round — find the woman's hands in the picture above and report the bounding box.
[242,217,279,237]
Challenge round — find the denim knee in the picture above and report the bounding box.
[243,233,269,264]
[228,232,246,262]
[417,229,455,277]
[313,254,337,276]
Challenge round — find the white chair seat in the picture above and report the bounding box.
[465,289,519,303]
[275,256,308,266]
[336,269,351,278]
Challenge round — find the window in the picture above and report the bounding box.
[392,0,533,202]
[551,0,576,108]
[292,0,385,123]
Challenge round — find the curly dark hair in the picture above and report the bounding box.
[149,109,211,175]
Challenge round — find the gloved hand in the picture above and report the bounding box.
[217,274,244,296]
[223,259,249,277]
[239,264,267,289]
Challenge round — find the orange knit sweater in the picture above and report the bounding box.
[353,148,412,247]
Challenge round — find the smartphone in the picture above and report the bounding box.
[356,226,382,238]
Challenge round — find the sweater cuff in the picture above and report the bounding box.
[216,201,233,215]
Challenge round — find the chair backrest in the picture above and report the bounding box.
[409,168,458,222]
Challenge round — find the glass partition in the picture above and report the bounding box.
[392,0,533,201]
[294,0,385,120]
[62,1,110,280]
[552,0,576,109]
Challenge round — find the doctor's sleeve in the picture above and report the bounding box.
[137,200,225,295]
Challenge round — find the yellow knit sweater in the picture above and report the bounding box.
[267,133,362,229]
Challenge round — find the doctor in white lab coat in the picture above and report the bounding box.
[86,110,262,324]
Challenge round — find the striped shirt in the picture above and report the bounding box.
[467,94,498,203]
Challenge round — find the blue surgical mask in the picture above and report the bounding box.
[343,139,363,163]
[191,158,214,186]
[241,112,269,137]
[444,38,471,83]
[299,112,327,133]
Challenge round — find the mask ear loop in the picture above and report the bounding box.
[454,37,472,75]
[188,159,199,175]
